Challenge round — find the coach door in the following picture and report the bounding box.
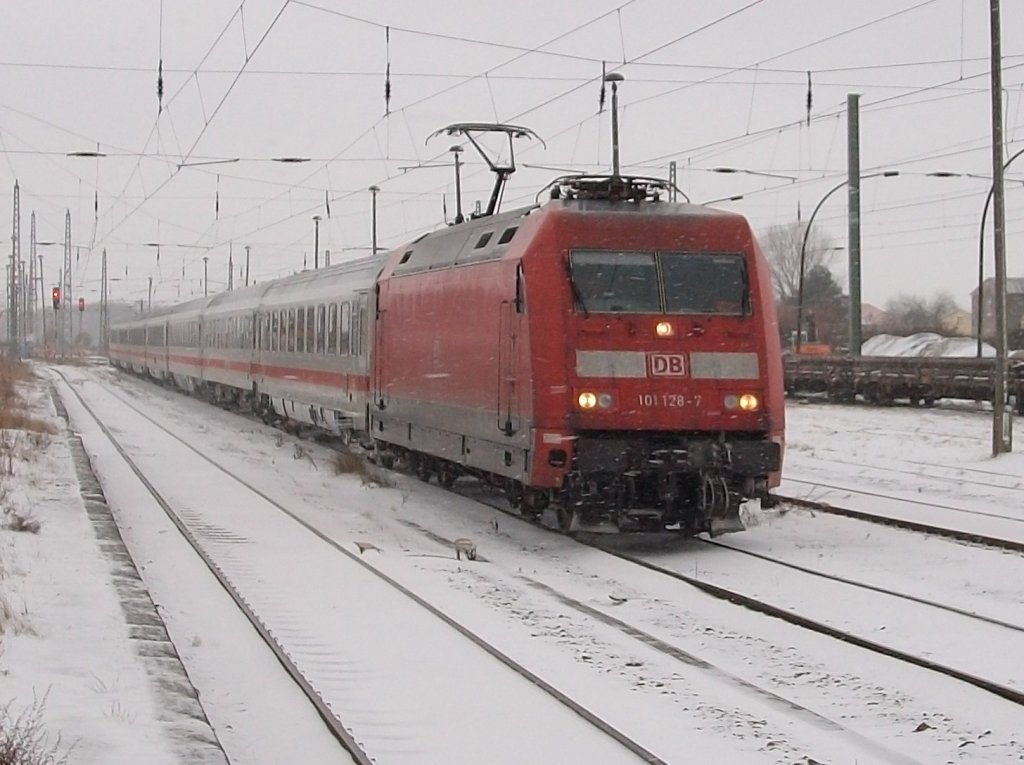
[371,281,387,412]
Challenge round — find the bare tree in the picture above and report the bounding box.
[882,292,963,335]
[758,222,839,304]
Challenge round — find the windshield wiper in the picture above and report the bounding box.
[566,262,590,318]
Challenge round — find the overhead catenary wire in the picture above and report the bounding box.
[12,1,1024,302]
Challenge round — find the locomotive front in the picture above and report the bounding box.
[524,178,784,534]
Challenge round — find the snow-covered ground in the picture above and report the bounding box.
[5,362,1024,764]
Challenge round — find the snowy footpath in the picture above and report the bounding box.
[0,368,223,764]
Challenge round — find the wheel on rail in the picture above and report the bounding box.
[505,479,524,510]
[437,462,458,488]
[414,457,433,483]
[555,505,574,532]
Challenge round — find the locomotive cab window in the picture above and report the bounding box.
[570,249,749,316]
[662,253,749,315]
[569,250,660,313]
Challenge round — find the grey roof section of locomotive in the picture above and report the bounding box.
[549,197,747,220]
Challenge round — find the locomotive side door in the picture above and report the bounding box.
[496,263,524,434]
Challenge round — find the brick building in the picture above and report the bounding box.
[972,277,1024,347]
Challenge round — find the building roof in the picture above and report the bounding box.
[972,277,1024,297]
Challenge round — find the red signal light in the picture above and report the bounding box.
[78,297,85,312]
[51,287,61,310]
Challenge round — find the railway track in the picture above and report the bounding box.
[449,490,1024,709]
[55,369,666,765]
[697,537,1024,635]
[776,484,1024,553]
[78,366,946,764]
[79,365,1024,762]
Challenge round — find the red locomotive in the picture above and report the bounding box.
[111,123,783,535]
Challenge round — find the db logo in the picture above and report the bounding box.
[649,353,686,376]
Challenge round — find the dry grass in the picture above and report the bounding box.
[0,692,69,765]
[0,361,54,437]
[0,592,34,638]
[330,449,393,488]
[2,512,40,535]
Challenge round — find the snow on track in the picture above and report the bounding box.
[56,370,659,765]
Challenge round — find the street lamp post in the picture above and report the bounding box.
[369,186,380,254]
[313,215,321,270]
[796,171,898,354]
[976,145,1024,357]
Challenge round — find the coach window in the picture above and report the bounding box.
[295,307,306,352]
[316,304,326,353]
[339,302,350,355]
[349,305,357,356]
[328,304,338,353]
[287,309,295,353]
[306,306,315,353]
[356,294,368,356]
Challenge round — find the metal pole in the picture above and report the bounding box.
[989,0,1011,454]
[668,161,677,203]
[313,215,321,269]
[9,180,20,357]
[450,146,464,224]
[148,276,152,312]
[369,186,379,254]
[57,267,63,359]
[28,213,35,337]
[977,191,994,357]
[847,93,862,357]
[203,256,209,297]
[100,249,107,356]
[604,73,625,178]
[62,211,71,359]
[38,255,46,357]
[245,245,250,287]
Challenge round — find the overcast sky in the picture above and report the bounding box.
[2,0,1024,310]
